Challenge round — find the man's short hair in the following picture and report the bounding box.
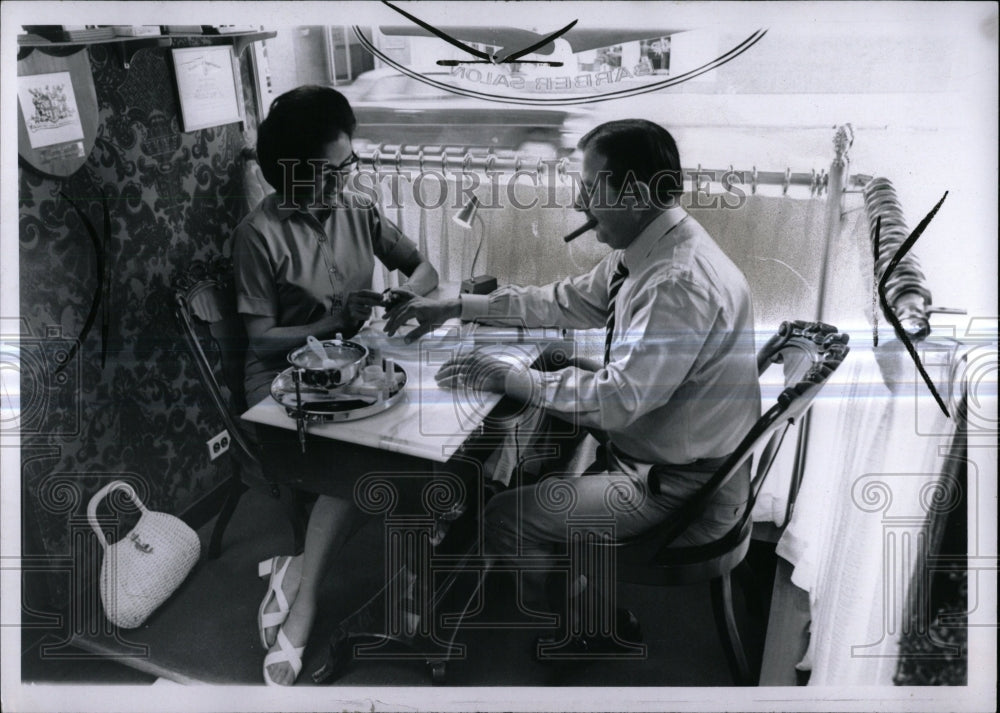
[577,119,684,204]
[256,85,357,192]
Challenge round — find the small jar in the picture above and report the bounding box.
[383,358,397,393]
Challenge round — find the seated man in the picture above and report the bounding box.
[383,119,761,640]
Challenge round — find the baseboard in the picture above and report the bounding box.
[69,634,203,684]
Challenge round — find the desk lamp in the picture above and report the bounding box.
[453,195,497,295]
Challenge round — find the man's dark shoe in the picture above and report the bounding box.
[535,607,644,659]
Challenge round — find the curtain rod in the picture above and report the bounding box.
[349,144,876,196]
[242,145,872,196]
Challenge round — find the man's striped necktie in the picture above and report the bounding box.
[604,257,629,366]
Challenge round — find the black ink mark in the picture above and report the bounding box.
[873,215,880,348]
[57,191,104,374]
[381,1,491,62]
[100,191,112,368]
[877,191,949,417]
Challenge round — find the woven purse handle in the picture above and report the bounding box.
[86,481,149,551]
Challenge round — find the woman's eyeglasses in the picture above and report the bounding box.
[321,152,360,181]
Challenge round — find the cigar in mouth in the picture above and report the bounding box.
[563,217,598,243]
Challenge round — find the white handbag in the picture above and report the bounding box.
[87,481,201,629]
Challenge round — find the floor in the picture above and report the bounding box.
[20,485,775,687]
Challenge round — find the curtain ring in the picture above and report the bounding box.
[394,148,403,174]
[485,153,497,174]
[514,155,523,173]
[418,148,428,176]
[810,169,819,197]
[557,157,569,183]
[440,148,449,176]
[696,163,709,195]
[782,168,791,196]
[371,148,382,175]
[462,152,473,174]
[750,166,758,195]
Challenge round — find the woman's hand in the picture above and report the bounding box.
[344,289,384,323]
[435,351,512,394]
[383,296,462,343]
[381,286,418,309]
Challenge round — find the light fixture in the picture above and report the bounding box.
[453,195,497,295]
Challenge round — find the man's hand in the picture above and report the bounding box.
[383,296,462,343]
[435,351,513,394]
[345,289,385,323]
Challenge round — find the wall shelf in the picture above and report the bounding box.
[17,31,276,69]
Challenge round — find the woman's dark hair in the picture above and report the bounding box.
[577,119,683,205]
[256,85,357,192]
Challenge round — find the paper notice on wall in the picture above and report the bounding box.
[171,46,243,131]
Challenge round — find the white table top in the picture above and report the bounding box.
[241,320,547,463]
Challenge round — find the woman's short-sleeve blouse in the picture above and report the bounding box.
[233,190,419,404]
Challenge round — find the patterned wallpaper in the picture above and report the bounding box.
[17,39,260,610]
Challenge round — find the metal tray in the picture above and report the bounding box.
[270,362,407,423]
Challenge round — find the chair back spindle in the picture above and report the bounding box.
[582,320,849,684]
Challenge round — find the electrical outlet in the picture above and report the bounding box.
[207,430,230,461]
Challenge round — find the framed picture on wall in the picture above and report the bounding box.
[171,45,245,132]
[17,70,85,149]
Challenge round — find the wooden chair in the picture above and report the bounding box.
[174,256,307,558]
[585,320,850,684]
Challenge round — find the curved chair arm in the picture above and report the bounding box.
[757,320,844,373]
[643,320,850,557]
[175,290,260,474]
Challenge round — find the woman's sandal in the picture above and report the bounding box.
[262,628,305,686]
[257,556,292,650]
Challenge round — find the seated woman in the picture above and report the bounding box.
[232,85,438,685]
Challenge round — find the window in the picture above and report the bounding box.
[363,75,451,101]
